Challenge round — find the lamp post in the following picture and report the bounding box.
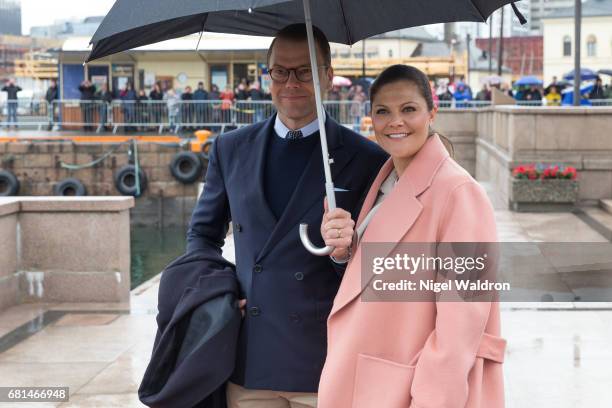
[573,0,582,107]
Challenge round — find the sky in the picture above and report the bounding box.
[20,0,115,35]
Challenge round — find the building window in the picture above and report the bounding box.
[563,36,572,57]
[388,49,393,58]
[587,35,597,57]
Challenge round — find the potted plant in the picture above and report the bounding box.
[510,164,579,212]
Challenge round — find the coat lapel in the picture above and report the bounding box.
[256,116,354,262]
[330,135,450,317]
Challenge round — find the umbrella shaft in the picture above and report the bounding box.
[303,0,336,211]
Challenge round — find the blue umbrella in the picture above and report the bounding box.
[563,68,598,81]
[515,76,543,86]
[561,83,594,105]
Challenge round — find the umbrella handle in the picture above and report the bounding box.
[299,223,334,256]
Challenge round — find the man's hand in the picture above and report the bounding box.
[321,197,355,261]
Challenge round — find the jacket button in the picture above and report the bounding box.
[249,307,261,317]
[294,272,304,281]
[289,313,301,323]
[234,223,242,232]
[253,264,263,273]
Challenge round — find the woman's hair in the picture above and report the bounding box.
[369,64,454,157]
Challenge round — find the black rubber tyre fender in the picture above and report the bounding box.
[169,151,203,184]
[54,178,87,196]
[0,169,19,196]
[114,164,147,197]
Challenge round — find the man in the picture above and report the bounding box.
[589,77,605,100]
[475,84,491,101]
[186,24,387,407]
[180,85,194,129]
[193,82,209,125]
[2,79,22,129]
[96,83,113,132]
[248,81,265,123]
[78,80,96,131]
[45,79,59,130]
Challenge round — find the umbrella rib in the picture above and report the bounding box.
[336,0,353,44]
[466,0,487,22]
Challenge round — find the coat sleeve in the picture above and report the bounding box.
[409,181,498,408]
[186,137,231,255]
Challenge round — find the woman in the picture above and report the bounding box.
[317,65,505,408]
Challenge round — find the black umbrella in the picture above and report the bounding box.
[598,69,612,77]
[88,0,526,255]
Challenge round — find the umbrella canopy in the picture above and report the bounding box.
[332,76,352,87]
[515,76,543,86]
[481,75,503,85]
[598,69,612,77]
[563,68,598,81]
[87,0,525,62]
[87,0,525,255]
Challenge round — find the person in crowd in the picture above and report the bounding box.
[350,84,367,131]
[149,82,164,126]
[165,89,179,132]
[45,79,59,130]
[96,82,113,132]
[209,84,222,130]
[220,85,235,124]
[181,85,194,129]
[453,81,473,108]
[545,85,561,106]
[78,79,97,131]
[2,78,22,129]
[235,82,249,101]
[526,85,542,102]
[317,64,504,408]
[119,82,137,132]
[476,83,491,101]
[589,77,606,100]
[193,81,209,125]
[248,81,265,123]
[136,89,150,131]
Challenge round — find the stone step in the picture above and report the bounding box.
[575,207,612,241]
[600,199,612,215]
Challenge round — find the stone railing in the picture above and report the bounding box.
[0,197,134,312]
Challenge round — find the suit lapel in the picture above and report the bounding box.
[240,116,277,230]
[256,116,354,262]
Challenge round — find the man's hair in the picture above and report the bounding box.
[267,24,331,67]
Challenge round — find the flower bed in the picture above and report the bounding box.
[510,165,579,212]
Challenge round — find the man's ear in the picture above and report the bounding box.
[326,67,334,91]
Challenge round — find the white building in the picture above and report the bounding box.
[542,0,612,82]
[530,0,575,33]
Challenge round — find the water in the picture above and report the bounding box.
[130,226,187,289]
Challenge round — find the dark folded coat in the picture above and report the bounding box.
[139,251,241,408]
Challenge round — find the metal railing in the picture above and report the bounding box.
[2,98,612,132]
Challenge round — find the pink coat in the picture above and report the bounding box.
[318,135,506,408]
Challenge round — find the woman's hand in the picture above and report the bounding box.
[321,197,355,261]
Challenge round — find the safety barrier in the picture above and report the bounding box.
[2,98,612,133]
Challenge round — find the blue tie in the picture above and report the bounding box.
[286,130,303,140]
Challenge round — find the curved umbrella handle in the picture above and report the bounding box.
[300,223,334,256]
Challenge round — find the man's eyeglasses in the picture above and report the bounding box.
[268,66,328,83]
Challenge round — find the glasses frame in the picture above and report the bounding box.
[268,65,329,83]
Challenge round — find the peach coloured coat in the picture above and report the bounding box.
[318,135,506,408]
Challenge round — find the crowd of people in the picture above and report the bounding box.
[3,71,612,131]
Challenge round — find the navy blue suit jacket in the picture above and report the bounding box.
[186,114,388,392]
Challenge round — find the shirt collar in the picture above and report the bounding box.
[274,111,326,139]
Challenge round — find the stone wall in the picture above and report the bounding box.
[475,107,612,207]
[0,141,202,226]
[0,197,134,312]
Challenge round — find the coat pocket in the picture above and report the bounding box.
[352,353,416,408]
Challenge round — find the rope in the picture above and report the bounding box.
[59,141,130,170]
